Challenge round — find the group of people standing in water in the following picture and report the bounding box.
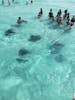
[17,8,75,30]
[2,0,74,29]
[2,0,15,5]
[1,0,33,5]
[38,8,75,29]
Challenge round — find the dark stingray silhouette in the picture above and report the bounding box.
[16,58,28,63]
[55,54,65,63]
[18,48,30,56]
[5,29,15,36]
[50,42,64,49]
[49,41,64,54]
[28,35,41,42]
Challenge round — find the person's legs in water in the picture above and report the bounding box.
[38,8,43,18]
[2,0,4,5]
[66,19,70,25]
[52,16,55,21]
[26,1,28,5]
[12,0,14,3]
[8,0,10,5]
[69,22,74,29]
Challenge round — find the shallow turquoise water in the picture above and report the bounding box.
[0,0,75,100]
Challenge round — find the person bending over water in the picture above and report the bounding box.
[38,8,43,18]
[69,16,75,29]
[48,9,54,21]
[17,17,27,24]
[66,16,75,29]
[71,16,75,23]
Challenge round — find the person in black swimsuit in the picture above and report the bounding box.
[38,8,43,18]
[63,9,68,19]
[48,9,54,21]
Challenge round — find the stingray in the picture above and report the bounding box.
[55,54,65,63]
[18,48,30,56]
[28,35,41,42]
[49,41,64,54]
[50,42,64,49]
[16,58,28,63]
[5,28,15,36]
[50,48,60,54]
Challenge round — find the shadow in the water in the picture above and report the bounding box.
[14,2,19,4]
[54,54,65,63]
[41,18,68,31]
[18,48,30,56]
[62,28,71,34]
[49,41,64,54]
[28,35,41,42]
[16,58,28,63]
[49,23,65,30]
[14,67,28,80]
[40,19,49,22]
[51,24,59,29]
[11,24,21,28]
[43,19,55,26]
[5,28,15,36]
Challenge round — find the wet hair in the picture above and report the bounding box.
[64,9,68,13]
[18,17,21,19]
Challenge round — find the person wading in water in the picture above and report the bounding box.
[2,0,10,5]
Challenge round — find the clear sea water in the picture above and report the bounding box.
[0,0,75,100]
